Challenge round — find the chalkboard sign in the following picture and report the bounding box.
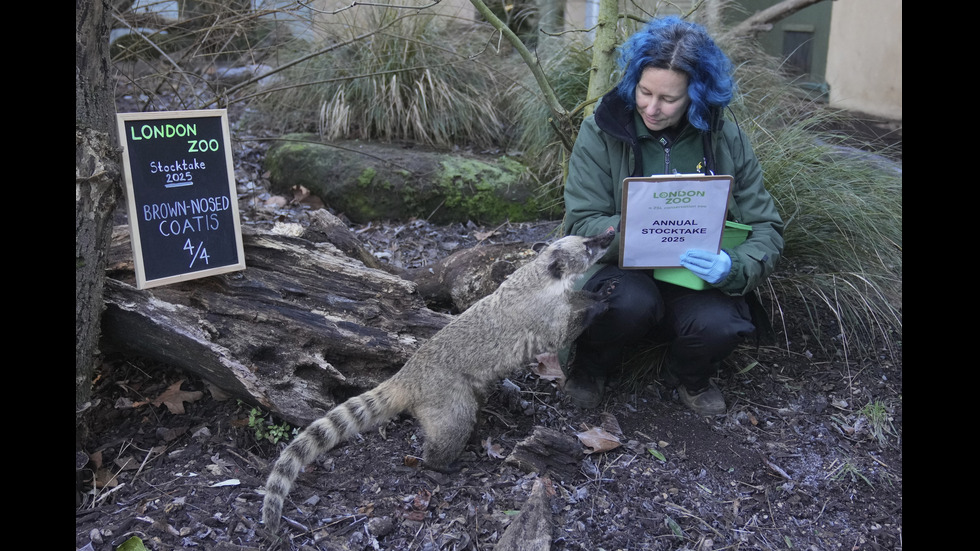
[116,109,246,289]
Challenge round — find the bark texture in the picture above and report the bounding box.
[103,219,454,426]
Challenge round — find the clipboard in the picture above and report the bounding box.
[619,174,733,269]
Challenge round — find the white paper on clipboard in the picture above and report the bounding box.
[619,174,733,269]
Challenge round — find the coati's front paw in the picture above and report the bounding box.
[581,288,615,328]
[597,278,620,300]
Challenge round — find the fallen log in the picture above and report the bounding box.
[102,219,452,426]
[405,241,538,313]
[100,209,546,426]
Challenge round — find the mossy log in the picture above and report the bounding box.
[263,136,557,224]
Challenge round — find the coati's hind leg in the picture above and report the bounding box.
[415,393,479,473]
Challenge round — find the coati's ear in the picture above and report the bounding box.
[547,256,564,279]
[531,241,549,253]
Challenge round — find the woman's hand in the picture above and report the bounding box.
[679,249,731,284]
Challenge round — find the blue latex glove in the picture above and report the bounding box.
[679,249,732,284]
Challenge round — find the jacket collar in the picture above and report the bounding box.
[594,90,637,144]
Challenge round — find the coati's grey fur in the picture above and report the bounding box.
[261,229,616,530]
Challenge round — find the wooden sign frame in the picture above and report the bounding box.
[116,109,246,289]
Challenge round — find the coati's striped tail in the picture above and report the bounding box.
[261,381,403,530]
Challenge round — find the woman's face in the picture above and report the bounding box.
[635,67,691,131]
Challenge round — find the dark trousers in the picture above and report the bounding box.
[574,264,755,390]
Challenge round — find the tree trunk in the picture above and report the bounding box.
[583,0,620,118]
[76,0,121,411]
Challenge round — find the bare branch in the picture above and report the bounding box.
[729,0,828,38]
[467,0,567,122]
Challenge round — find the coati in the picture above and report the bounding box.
[261,228,617,530]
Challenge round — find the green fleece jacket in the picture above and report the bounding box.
[564,92,784,296]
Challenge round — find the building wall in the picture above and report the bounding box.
[825,0,902,120]
[735,0,833,85]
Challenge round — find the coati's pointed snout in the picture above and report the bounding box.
[587,227,616,251]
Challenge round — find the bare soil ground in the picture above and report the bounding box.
[76,299,902,551]
[76,226,902,550]
[76,104,901,551]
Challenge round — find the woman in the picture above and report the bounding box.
[562,16,784,415]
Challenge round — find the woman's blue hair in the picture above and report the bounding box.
[614,16,734,131]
